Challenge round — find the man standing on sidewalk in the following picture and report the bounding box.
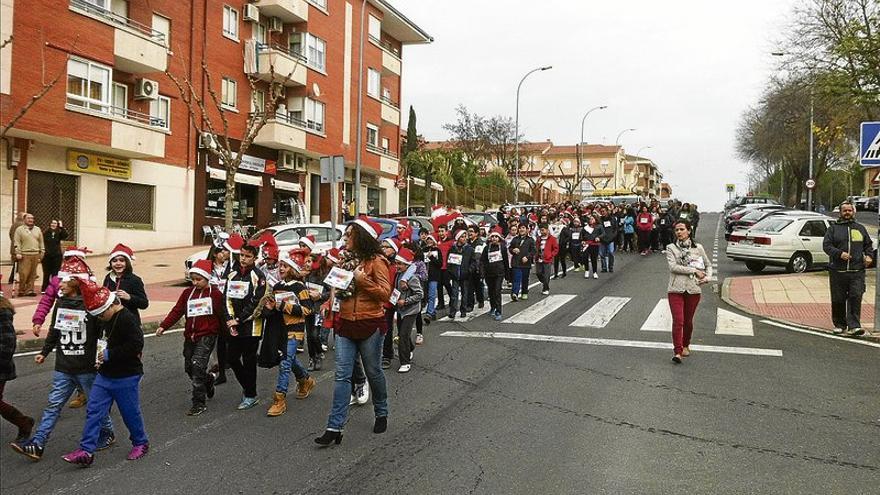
[13,214,44,297]
[822,202,875,336]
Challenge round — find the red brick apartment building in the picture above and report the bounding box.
[0,0,431,258]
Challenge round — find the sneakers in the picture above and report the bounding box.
[266,392,287,417]
[236,397,260,410]
[62,449,94,467]
[186,404,207,416]
[541,290,550,295]
[493,313,502,321]
[350,382,370,406]
[521,294,528,301]
[96,430,116,451]
[672,354,683,364]
[584,271,590,279]
[126,443,149,461]
[312,357,323,371]
[321,344,329,352]
[833,327,846,335]
[206,376,216,399]
[295,376,316,399]
[848,327,865,337]
[381,358,391,370]
[415,334,424,346]
[510,294,518,302]
[11,440,43,461]
[550,274,557,280]
[68,390,87,409]
[398,364,411,373]
[681,347,691,357]
[593,272,599,279]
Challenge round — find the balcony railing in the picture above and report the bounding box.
[66,99,167,129]
[366,142,398,159]
[250,111,324,134]
[380,94,399,108]
[257,42,308,63]
[70,0,166,44]
[369,35,401,58]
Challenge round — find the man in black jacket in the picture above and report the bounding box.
[598,207,618,273]
[509,224,536,301]
[481,228,509,320]
[466,226,486,311]
[446,229,476,319]
[822,202,875,336]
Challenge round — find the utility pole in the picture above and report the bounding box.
[514,65,552,203]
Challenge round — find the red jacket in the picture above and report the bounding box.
[536,235,559,263]
[160,286,225,341]
[636,213,654,232]
[438,239,454,270]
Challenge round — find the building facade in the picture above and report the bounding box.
[1,0,430,261]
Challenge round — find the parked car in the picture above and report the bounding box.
[726,211,832,273]
[864,197,879,212]
[725,196,780,212]
[725,204,786,229]
[464,211,499,228]
[394,216,433,234]
[183,223,343,281]
[725,206,790,237]
[346,217,400,241]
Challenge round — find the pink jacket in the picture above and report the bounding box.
[32,276,61,326]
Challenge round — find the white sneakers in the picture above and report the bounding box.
[398,364,412,373]
[593,272,599,279]
[584,271,590,279]
[349,381,371,405]
[542,290,550,295]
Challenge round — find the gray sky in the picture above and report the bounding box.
[394,0,797,211]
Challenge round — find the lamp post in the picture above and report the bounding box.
[354,0,369,215]
[772,51,814,211]
[514,65,552,203]
[614,128,636,191]
[634,145,652,197]
[578,105,607,200]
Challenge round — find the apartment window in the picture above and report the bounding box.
[305,98,324,132]
[67,58,111,112]
[221,77,237,109]
[107,181,154,230]
[251,90,265,114]
[149,95,170,130]
[381,137,390,152]
[366,124,379,147]
[367,68,380,97]
[368,15,381,41]
[253,22,267,44]
[306,34,326,71]
[112,82,127,117]
[83,0,107,8]
[152,13,170,45]
[307,0,327,10]
[222,5,239,40]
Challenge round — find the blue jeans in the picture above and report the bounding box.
[276,337,309,394]
[32,371,113,447]
[512,267,531,295]
[80,374,148,453]
[426,281,438,316]
[600,242,615,271]
[327,330,388,432]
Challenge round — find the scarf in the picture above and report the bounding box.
[676,238,694,266]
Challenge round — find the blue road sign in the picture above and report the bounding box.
[861,121,880,166]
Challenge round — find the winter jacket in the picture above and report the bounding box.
[536,235,559,264]
[424,246,443,281]
[666,241,712,294]
[636,213,654,232]
[339,255,392,322]
[98,307,144,378]
[40,295,101,375]
[159,286,225,342]
[447,242,477,281]
[556,226,571,253]
[823,219,875,272]
[599,216,618,243]
[270,279,313,340]
[581,225,604,247]
[0,301,17,381]
[394,271,423,318]
[224,265,269,338]
[568,226,584,252]
[438,239,454,270]
[103,272,149,327]
[623,216,635,235]
[509,235,536,268]
[470,238,486,264]
[44,227,69,259]
[481,242,509,278]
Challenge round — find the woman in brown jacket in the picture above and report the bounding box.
[315,217,391,446]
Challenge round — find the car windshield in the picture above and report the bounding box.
[751,217,793,233]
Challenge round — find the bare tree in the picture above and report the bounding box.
[165,49,296,230]
[550,159,579,201]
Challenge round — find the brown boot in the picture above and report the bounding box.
[295,376,316,400]
[266,392,287,417]
[68,390,87,409]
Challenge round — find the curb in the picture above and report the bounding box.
[15,319,183,353]
[721,277,880,344]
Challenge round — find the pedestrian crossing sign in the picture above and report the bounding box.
[860,121,880,166]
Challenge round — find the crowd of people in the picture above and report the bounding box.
[0,197,710,466]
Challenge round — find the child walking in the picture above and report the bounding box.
[393,248,422,373]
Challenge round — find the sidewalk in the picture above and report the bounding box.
[722,271,880,342]
[1,245,204,351]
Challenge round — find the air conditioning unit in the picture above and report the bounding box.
[134,78,159,100]
[243,3,260,22]
[279,151,307,172]
[268,16,283,32]
[199,132,218,150]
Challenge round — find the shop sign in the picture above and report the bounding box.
[67,150,131,179]
[228,153,276,176]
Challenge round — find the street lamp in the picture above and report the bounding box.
[772,51,814,211]
[514,65,552,203]
[634,145,652,197]
[578,105,608,200]
[614,128,636,191]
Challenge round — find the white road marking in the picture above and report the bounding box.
[640,299,672,332]
[715,308,754,336]
[441,331,783,357]
[569,296,631,328]
[503,294,576,325]
[761,320,880,348]
[14,328,185,358]
[437,282,539,323]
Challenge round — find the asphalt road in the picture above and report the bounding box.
[2,213,879,494]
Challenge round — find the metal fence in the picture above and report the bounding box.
[26,171,79,244]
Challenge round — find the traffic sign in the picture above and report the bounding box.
[805,179,816,189]
[725,184,735,193]
[860,121,880,166]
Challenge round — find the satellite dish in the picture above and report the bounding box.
[312,83,321,97]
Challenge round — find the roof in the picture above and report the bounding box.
[546,144,621,155]
[370,0,433,44]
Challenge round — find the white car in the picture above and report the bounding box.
[726,212,833,273]
[184,223,344,280]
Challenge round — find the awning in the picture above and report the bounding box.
[271,178,302,192]
[207,167,263,187]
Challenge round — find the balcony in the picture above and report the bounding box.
[380,95,400,126]
[366,143,399,175]
[251,112,309,153]
[370,36,402,76]
[253,43,308,86]
[256,0,308,23]
[65,102,166,158]
[69,0,167,73]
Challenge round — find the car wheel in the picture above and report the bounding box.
[786,252,811,273]
[745,261,765,273]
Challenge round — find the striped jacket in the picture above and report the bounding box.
[225,266,269,338]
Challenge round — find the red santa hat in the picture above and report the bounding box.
[431,213,459,232]
[430,204,448,219]
[280,248,308,272]
[488,226,504,239]
[189,259,213,281]
[81,280,116,316]
[454,229,468,241]
[425,234,437,244]
[352,215,383,239]
[224,233,245,254]
[383,237,400,254]
[395,247,414,265]
[325,247,342,264]
[299,234,317,253]
[63,246,91,259]
[58,255,93,281]
[108,243,135,263]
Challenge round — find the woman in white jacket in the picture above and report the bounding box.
[665,220,712,363]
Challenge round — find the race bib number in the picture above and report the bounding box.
[55,308,86,331]
[306,282,324,293]
[331,298,340,312]
[571,232,580,240]
[323,267,354,290]
[680,212,687,218]
[603,221,612,228]
[212,278,227,293]
[475,245,485,255]
[227,281,249,299]
[95,338,108,364]
[448,253,463,265]
[640,218,649,224]
[273,291,298,306]
[585,227,594,234]
[187,297,213,317]
[390,289,401,305]
[660,219,667,226]
[488,250,502,263]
